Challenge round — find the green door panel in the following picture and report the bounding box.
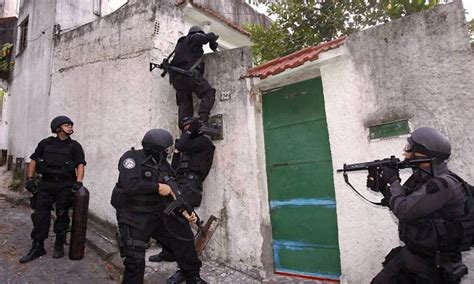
[270,205,339,245]
[267,162,335,200]
[264,120,331,164]
[263,77,341,279]
[274,242,340,279]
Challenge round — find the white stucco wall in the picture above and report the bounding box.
[7,0,110,160]
[0,83,8,149]
[251,1,473,282]
[50,0,179,225]
[0,0,18,17]
[183,5,251,51]
[198,47,270,277]
[7,0,58,159]
[55,0,101,30]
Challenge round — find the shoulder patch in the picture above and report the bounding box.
[122,158,136,169]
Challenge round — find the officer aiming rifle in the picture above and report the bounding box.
[340,127,470,283]
[337,155,435,205]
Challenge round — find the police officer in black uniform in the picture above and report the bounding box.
[372,127,468,283]
[111,128,205,284]
[149,117,215,263]
[20,116,86,263]
[170,26,219,129]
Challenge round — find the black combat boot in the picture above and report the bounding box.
[149,250,176,262]
[167,270,186,284]
[19,241,46,263]
[52,234,65,258]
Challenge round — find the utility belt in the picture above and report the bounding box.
[401,247,468,282]
[434,251,468,281]
[41,175,74,183]
[178,171,201,182]
[126,198,161,213]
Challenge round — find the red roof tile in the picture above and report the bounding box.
[176,0,250,36]
[244,37,346,80]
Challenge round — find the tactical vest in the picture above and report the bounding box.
[399,174,469,255]
[36,137,75,178]
[175,146,214,180]
[117,149,167,213]
[171,36,194,69]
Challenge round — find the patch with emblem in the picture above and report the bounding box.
[123,158,136,169]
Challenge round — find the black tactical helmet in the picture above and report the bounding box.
[406,127,451,160]
[50,116,73,133]
[188,25,204,35]
[141,129,173,152]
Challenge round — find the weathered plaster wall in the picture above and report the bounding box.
[0,0,17,17]
[7,0,57,159]
[0,83,8,149]
[196,47,270,277]
[7,0,110,160]
[50,0,180,224]
[55,0,100,30]
[322,1,473,283]
[193,0,270,27]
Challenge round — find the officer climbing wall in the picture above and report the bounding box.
[111,129,206,284]
[148,117,215,264]
[20,116,86,263]
[371,127,468,283]
[169,25,219,129]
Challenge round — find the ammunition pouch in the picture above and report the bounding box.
[399,217,462,255]
[36,158,76,178]
[110,184,127,209]
[438,257,468,282]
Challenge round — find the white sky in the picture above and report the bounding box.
[463,0,474,20]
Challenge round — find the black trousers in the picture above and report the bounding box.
[371,246,462,284]
[119,212,201,284]
[172,73,216,129]
[30,180,74,241]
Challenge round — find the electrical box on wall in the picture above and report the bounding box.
[369,120,410,140]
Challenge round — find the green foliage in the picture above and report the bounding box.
[245,0,443,64]
[387,0,439,19]
[0,43,14,73]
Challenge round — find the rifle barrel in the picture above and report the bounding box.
[337,157,434,173]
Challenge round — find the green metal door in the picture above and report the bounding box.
[262,77,341,280]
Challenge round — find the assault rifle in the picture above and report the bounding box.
[337,156,434,205]
[149,59,197,79]
[159,159,205,238]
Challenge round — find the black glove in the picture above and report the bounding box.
[72,181,83,192]
[381,166,400,185]
[380,186,392,207]
[25,178,37,194]
[209,41,218,51]
[185,119,202,135]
